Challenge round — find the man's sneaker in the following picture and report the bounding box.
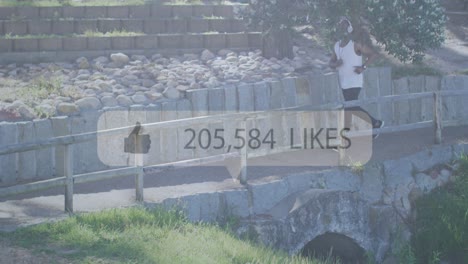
[373,120,385,139]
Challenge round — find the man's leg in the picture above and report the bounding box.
[342,87,381,128]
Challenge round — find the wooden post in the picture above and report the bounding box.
[64,144,74,214]
[433,92,443,144]
[239,119,248,185]
[337,108,346,166]
[134,138,144,202]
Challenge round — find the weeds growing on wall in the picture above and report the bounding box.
[412,154,468,263]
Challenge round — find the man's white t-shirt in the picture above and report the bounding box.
[334,40,364,89]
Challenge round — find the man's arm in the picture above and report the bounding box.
[354,42,378,74]
[329,45,342,70]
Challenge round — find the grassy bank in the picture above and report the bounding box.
[0,207,334,264]
[412,154,468,263]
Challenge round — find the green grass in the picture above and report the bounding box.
[0,206,337,264]
[82,29,144,37]
[412,153,468,264]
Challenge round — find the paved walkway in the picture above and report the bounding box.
[0,125,467,232]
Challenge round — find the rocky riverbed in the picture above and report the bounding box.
[0,47,329,121]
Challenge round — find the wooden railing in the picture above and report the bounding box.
[0,90,467,213]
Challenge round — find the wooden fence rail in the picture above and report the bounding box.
[0,90,467,213]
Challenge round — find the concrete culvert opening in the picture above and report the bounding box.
[300,233,366,264]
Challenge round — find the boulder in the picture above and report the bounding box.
[75,97,102,111]
[76,57,89,69]
[201,49,215,61]
[110,53,130,66]
[163,87,181,100]
[116,95,133,107]
[57,102,79,114]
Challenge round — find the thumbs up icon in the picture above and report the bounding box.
[124,122,151,154]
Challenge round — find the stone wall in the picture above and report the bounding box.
[0,4,258,63]
[1,68,468,186]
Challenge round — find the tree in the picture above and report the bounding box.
[245,0,447,63]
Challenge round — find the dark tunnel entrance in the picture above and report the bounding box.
[300,233,367,264]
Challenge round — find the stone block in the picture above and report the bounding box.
[158,34,183,49]
[75,20,98,34]
[112,36,135,50]
[208,88,225,115]
[39,7,62,18]
[39,38,63,51]
[83,6,107,19]
[253,82,270,111]
[144,104,162,166]
[222,189,250,217]
[107,6,129,18]
[166,19,187,34]
[237,84,254,112]
[307,72,324,105]
[410,145,453,172]
[134,35,158,49]
[407,76,424,124]
[247,32,262,48]
[0,123,17,185]
[224,85,238,113]
[392,78,410,125]
[160,101,178,163]
[269,81,283,109]
[176,99,193,161]
[121,19,144,33]
[421,76,440,123]
[0,7,14,20]
[226,33,248,48]
[13,39,39,52]
[213,5,234,18]
[33,119,54,179]
[63,6,85,18]
[203,33,226,50]
[188,18,209,33]
[129,5,151,18]
[209,19,231,33]
[295,77,311,106]
[144,19,166,34]
[184,34,204,49]
[322,73,340,103]
[16,6,39,19]
[52,20,75,35]
[151,5,172,19]
[187,89,208,117]
[442,75,465,121]
[87,37,112,50]
[74,112,104,173]
[281,77,298,108]
[322,169,361,191]
[382,158,414,189]
[250,180,290,213]
[359,163,384,203]
[98,19,122,33]
[28,20,52,35]
[17,124,37,181]
[172,5,193,18]
[231,19,247,32]
[378,67,394,126]
[4,21,28,35]
[63,37,87,51]
[51,117,71,177]
[192,5,214,17]
[0,39,13,52]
